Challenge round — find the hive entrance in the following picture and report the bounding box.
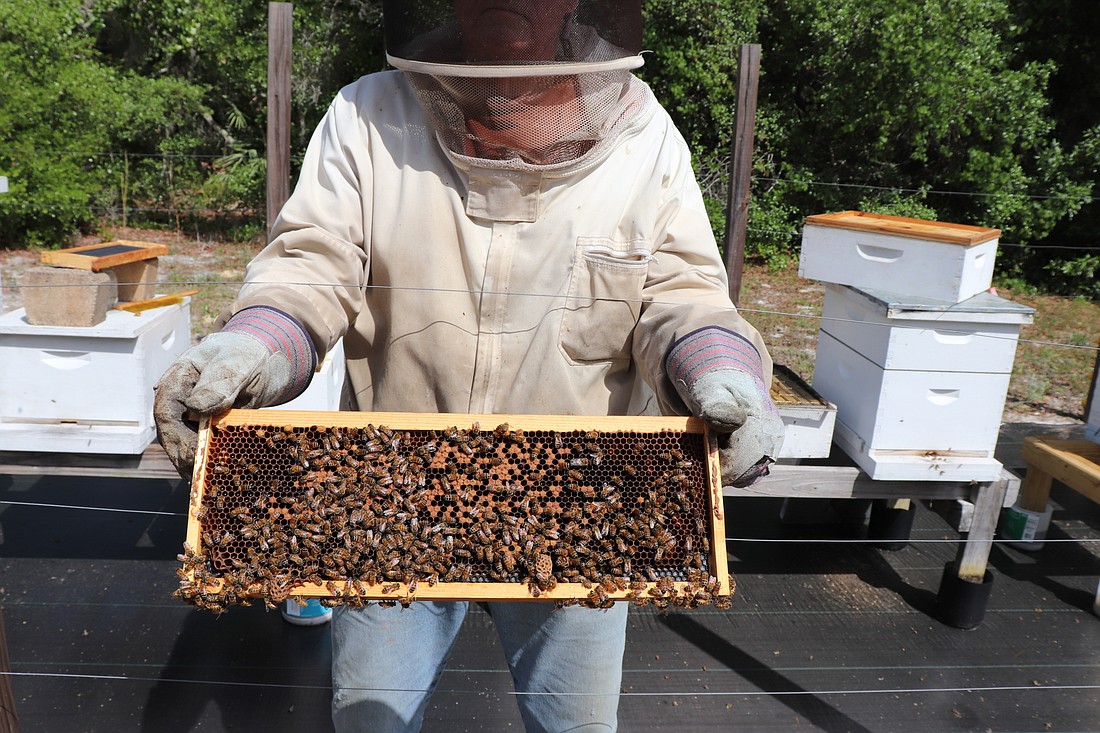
[180,410,730,611]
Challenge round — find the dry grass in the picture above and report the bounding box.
[2,226,1096,426]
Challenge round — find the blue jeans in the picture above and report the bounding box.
[330,601,628,732]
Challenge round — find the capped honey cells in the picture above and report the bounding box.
[179,410,731,612]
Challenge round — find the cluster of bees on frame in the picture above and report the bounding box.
[177,421,731,613]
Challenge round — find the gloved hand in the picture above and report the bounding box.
[676,370,785,487]
[153,306,316,479]
[666,327,785,488]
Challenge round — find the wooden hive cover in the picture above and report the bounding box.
[39,240,169,271]
[180,410,730,612]
[804,211,1000,246]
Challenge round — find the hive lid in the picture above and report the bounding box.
[39,240,169,271]
[804,211,1000,246]
[832,283,1035,324]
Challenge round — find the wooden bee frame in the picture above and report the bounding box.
[180,410,730,611]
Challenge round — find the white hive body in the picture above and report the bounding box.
[799,211,1000,303]
[0,300,191,454]
[812,284,1034,481]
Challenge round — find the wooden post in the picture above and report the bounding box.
[0,609,17,733]
[956,477,1008,582]
[266,2,293,238]
[723,44,761,307]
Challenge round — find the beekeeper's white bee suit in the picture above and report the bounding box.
[153,2,783,730]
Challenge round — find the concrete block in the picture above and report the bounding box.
[20,266,118,327]
[111,257,159,302]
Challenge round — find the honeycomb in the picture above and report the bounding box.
[771,363,830,407]
[178,410,730,612]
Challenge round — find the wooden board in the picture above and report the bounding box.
[114,290,198,314]
[1020,436,1100,506]
[39,240,169,271]
[180,410,729,611]
[804,210,1000,246]
[0,608,16,733]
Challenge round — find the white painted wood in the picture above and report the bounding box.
[800,221,998,302]
[819,284,1030,373]
[775,401,836,458]
[0,302,191,454]
[813,331,1011,455]
[831,419,1006,481]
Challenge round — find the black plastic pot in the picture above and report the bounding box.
[936,560,994,629]
[867,500,916,550]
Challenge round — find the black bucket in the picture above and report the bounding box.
[868,500,916,550]
[936,560,994,629]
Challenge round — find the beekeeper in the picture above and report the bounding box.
[154,1,783,730]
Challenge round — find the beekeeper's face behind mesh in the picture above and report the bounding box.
[455,0,578,63]
[384,0,646,167]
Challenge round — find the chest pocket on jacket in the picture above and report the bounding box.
[560,238,652,363]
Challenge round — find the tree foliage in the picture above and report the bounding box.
[0,0,205,244]
[753,0,1096,293]
[0,0,1096,295]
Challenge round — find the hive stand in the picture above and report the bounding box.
[1016,436,1100,614]
[727,464,1014,628]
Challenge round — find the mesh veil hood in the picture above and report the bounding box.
[382,1,650,168]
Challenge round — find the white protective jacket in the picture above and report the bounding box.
[231,70,772,417]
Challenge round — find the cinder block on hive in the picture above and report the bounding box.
[111,257,159,302]
[20,266,118,326]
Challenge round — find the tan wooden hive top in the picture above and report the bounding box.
[39,239,169,271]
[804,211,1000,246]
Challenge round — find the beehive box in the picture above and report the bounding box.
[799,211,1000,303]
[812,284,1034,481]
[0,300,191,454]
[771,364,836,459]
[179,409,729,612]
